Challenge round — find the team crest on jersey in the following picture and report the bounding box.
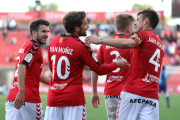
[24,53,33,63]
[92,53,98,62]
[59,38,63,43]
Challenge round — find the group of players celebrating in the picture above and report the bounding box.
[5,8,164,120]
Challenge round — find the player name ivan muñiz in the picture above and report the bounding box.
[50,47,73,55]
[130,99,156,107]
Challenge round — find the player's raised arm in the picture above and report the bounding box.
[85,36,137,49]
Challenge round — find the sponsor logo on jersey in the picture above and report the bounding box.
[107,75,123,82]
[11,82,18,89]
[50,83,67,90]
[24,53,33,63]
[130,99,156,107]
[142,72,159,83]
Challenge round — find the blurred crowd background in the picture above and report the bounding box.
[0,0,180,94]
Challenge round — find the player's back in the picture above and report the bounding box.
[123,30,164,100]
[47,34,91,106]
[97,34,131,95]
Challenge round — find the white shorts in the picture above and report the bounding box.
[116,91,159,120]
[5,100,43,120]
[44,104,86,120]
[105,95,120,120]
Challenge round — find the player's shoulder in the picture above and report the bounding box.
[22,40,40,49]
[132,30,142,35]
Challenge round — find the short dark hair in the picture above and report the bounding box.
[115,14,135,32]
[63,11,86,34]
[30,19,50,36]
[138,8,159,29]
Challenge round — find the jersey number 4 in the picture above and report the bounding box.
[51,55,70,80]
[149,48,161,72]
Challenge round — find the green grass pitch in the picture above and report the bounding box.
[0,94,179,120]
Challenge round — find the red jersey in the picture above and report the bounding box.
[96,34,131,95]
[47,34,118,107]
[6,40,43,103]
[122,30,165,100]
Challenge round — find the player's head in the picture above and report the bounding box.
[162,65,165,71]
[63,11,89,37]
[134,8,159,30]
[30,19,50,45]
[115,14,135,36]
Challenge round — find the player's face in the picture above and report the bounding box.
[79,18,89,36]
[134,14,144,30]
[36,25,49,45]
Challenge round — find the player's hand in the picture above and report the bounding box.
[14,91,25,109]
[116,56,130,69]
[84,65,90,70]
[91,93,100,108]
[85,36,101,46]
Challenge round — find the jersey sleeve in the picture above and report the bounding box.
[48,44,52,72]
[20,42,40,67]
[96,45,104,64]
[130,30,145,47]
[80,45,117,75]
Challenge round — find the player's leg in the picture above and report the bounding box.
[158,86,162,99]
[20,102,43,120]
[44,106,63,120]
[116,91,142,120]
[5,101,23,120]
[105,95,120,120]
[63,104,86,120]
[137,98,159,120]
[152,99,159,120]
[163,88,173,108]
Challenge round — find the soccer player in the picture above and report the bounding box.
[44,11,130,120]
[91,14,135,120]
[158,65,173,108]
[6,19,50,120]
[86,8,164,120]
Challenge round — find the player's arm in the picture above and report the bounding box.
[40,73,50,85]
[14,63,26,109]
[91,45,103,108]
[85,36,137,49]
[91,71,100,108]
[92,56,129,75]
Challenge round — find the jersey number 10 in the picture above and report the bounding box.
[51,55,70,80]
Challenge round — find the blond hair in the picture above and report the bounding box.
[115,14,135,32]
